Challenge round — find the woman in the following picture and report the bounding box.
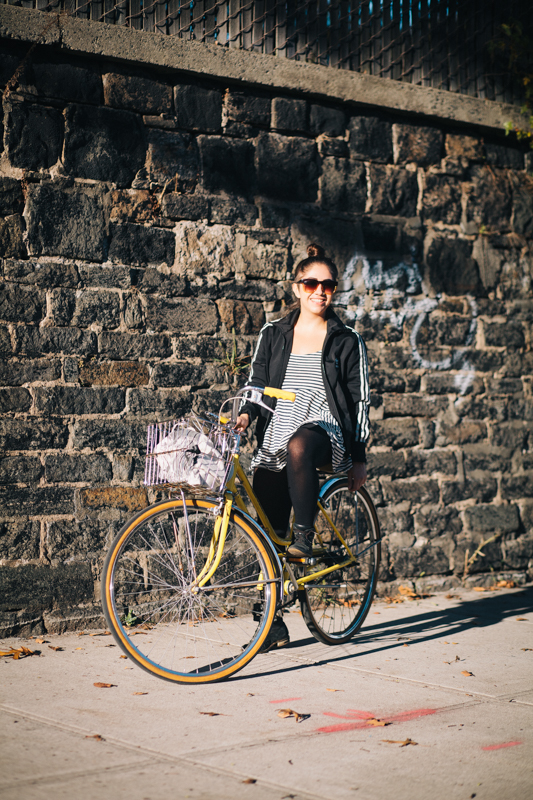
[235,243,370,650]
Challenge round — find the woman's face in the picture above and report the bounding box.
[292,262,336,318]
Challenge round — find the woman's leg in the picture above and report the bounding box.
[286,425,332,529]
[253,467,292,537]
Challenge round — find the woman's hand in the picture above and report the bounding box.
[234,413,250,433]
[347,462,367,493]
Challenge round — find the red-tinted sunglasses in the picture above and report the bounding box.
[296,278,337,295]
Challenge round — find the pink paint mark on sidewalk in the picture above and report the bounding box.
[316,707,437,734]
[482,741,523,751]
[269,697,302,704]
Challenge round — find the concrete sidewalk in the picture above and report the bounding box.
[1,586,532,800]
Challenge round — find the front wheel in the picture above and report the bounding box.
[300,482,381,645]
[101,497,278,683]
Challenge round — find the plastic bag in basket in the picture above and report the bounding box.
[153,425,227,488]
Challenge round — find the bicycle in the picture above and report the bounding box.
[101,385,381,684]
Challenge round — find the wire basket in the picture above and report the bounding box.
[144,415,239,497]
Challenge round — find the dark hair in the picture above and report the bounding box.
[293,243,338,283]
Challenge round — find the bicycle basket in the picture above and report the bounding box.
[144,415,239,497]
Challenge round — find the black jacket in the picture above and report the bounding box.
[240,308,370,463]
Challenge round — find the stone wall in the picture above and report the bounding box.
[0,25,532,636]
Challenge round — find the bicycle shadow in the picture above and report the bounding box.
[234,586,533,681]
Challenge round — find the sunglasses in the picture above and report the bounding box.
[296,278,337,295]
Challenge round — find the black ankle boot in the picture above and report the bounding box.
[287,525,314,558]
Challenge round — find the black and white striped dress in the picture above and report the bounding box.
[251,351,351,474]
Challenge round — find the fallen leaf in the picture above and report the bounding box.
[48,646,64,652]
[374,612,380,614]
[132,692,148,696]
[120,655,127,659]
[461,671,474,677]
[242,778,256,784]
[382,738,418,747]
[366,718,390,727]
[516,618,527,621]
[35,639,49,644]
[398,585,417,597]
[93,682,116,688]
[75,647,84,650]
[402,643,408,647]
[85,734,105,741]
[0,646,38,659]
[277,708,309,723]
[200,711,220,716]
[455,655,461,662]
[247,693,255,696]
[326,688,344,692]
[495,580,515,589]
[473,587,486,592]
[521,648,532,651]
[90,631,111,636]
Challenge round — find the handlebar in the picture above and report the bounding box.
[219,385,296,426]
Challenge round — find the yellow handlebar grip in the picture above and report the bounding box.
[264,387,296,402]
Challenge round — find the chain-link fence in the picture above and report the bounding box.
[4,0,532,105]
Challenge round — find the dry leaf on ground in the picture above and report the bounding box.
[132,692,148,696]
[516,618,527,621]
[242,778,257,784]
[366,718,390,727]
[382,738,418,747]
[494,580,515,589]
[326,688,344,692]
[0,646,39,659]
[35,639,49,644]
[277,708,310,723]
[93,682,116,688]
[85,734,105,741]
[200,711,220,716]
[48,646,64,651]
[473,587,486,592]
[461,670,474,677]
[521,648,532,651]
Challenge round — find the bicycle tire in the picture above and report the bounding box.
[101,497,279,684]
[300,482,381,645]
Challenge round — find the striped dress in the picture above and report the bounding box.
[251,351,352,474]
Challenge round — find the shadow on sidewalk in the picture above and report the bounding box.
[234,586,533,681]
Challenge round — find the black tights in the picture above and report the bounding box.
[253,425,332,534]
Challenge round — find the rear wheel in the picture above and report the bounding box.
[300,482,380,644]
[101,497,279,683]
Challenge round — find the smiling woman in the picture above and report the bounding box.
[235,243,371,650]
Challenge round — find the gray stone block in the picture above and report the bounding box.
[145,296,218,334]
[4,101,62,169]
[133,269,188,297]
[34,387,125,416]
[465,166,512,229]
[0,456,42,485]
[445,134,483,160]
[320,158,366,213]
[218,279,279,301]
[216,298,265,335]
[0,387,32,413]
[0,282,44,325]
[0,418,68,451]
[225,92,271,127]
[103,72,172,115]
[310,105,345,137]
[348,116,393,162]
[0,519,40,560]
[0,214,26,259]
[0,327,11,356]
[151,362,218,388]
[78,264,133,289]
[0,563,93,612]
[199,136,254,196]
[392,124,443,166]
[501,474,533,501]
[512,175,533,237]
[63,104,146,187]
[0,358,61,386]
[25,185,107,262]
[0,178,23,215]
[98,332,172,360]
[381,478,439,505]
[366,451,406,478]
[79,360,150,387]
[162,193,210,221]
[256,134,318,201]
[46,518,111,561]
[484,321,525,349]
[210,197,258,225]
[392,542,451,578]
[258,203,290,228]
[370,419,420,448]
[271,97,307,133]
[173,336,226,360]
[0,486,76,519]
[485,142,524,170]
[422,174,462,224]
[49,288,75,327]
[31,60,102,104]
[144,130,199,191]
[174,84,222,132]
[108,223,175,266]
[441,479,497,504]
[464,503,519,533]
[4,259,79,287]
[319,138,349,158]
[14,326,97,357]
[406,449,457,476]
[501,532,533,569]
[127,388,193,418]
[124,294,144,330]
[424,236,482,296]
[71,290,121,330]
[382,393,447,417]
[369,165,418,217]
[72,418,146,451]
[414,506,462,538]
[45,454,112,483]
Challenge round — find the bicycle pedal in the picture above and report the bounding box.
[286,556,317,566]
